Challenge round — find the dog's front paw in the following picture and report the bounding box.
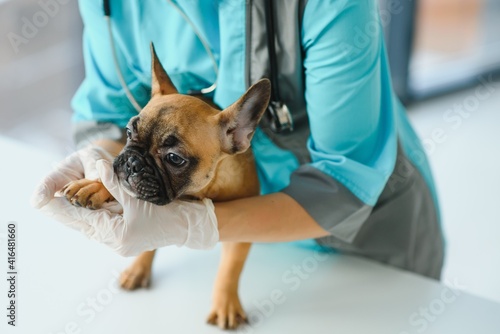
[207,289,247,330]
[62,179,114,210]
[119,261,152,290]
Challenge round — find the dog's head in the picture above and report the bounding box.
[113,44,271,205]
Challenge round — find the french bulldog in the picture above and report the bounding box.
[61,44,271,330]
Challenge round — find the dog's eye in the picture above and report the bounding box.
[166,153,186,167]
[126,128,132,139]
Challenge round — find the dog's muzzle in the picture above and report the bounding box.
[113,148,170,205]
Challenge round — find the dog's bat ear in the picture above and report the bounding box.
[150,42,178,97]
[217,79,271,154]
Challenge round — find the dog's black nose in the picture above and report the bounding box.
[125,156,144,175]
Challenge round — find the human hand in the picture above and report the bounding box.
[30,145,114,209]
[34,160,218,256]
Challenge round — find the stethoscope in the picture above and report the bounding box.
[103,0,293,133]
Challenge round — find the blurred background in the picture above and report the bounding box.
[0,0,499,304]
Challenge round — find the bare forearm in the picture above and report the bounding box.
[215,192,329,243]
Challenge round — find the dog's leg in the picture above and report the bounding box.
[120,250,156,290]
[64,179,157,290]
[207,242,251,330]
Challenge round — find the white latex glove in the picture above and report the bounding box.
[35,160,219,256]
[30,145,114,209]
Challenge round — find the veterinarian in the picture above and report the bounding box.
[32,0,445,279]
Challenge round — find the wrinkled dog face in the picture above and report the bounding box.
[113,44,270,205]
[114,96,225,205]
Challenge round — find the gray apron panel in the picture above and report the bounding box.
[315,147,445,280]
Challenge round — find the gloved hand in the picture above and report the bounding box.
[31,145,115,209]
[34,159,219,256]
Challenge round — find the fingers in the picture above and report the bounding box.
[40,197,96,235]
[41,197,122,230]
[31,152,85,209]
[102,201,123,214]
[96,160,127,203]
[31,171,77,209]
[80,145,115,180]
[31,178,52,209]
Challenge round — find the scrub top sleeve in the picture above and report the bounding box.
[282,0,398,242]
[71,0,147,148]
